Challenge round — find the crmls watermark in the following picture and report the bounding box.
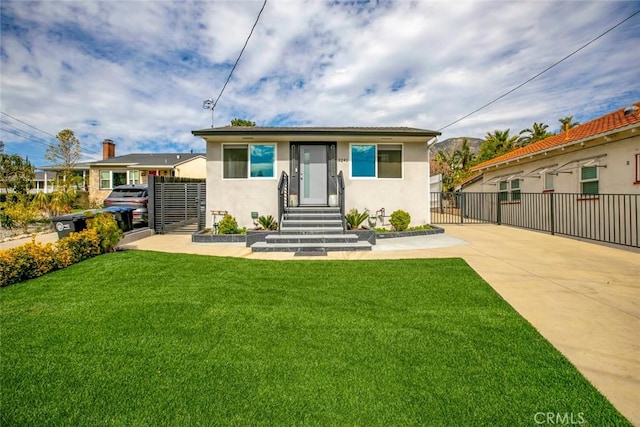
[534,412,586,425]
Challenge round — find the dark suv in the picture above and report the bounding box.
[104,185,149,224]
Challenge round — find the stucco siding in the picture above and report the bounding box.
[473,137,639,194]
[175,157,206,178]
[338,142,430,226]
[205,139,432,229]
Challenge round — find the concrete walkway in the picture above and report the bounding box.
[4,226,639,424]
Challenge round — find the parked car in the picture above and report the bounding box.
[103,185,149,224]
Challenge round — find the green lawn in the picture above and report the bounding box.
[0,251,630,426]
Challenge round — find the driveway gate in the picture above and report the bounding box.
[430,192,639,248]
[148,175,206,234]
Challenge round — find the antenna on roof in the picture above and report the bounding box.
[202,99,214,127]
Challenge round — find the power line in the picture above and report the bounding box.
[0,111,102,156]
[0,111,57,138]
[437,8,640,132]
[208,0,267,123]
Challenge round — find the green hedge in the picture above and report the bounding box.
[0,213,122,287]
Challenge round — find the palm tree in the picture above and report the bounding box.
[454,138,476,170]
[478,129,517,163]
[559,116,580,133]
[518,122,552,146]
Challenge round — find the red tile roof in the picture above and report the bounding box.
[472,102,640,171]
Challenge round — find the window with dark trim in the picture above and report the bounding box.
[635,153,640,184]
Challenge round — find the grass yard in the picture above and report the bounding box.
[0,251,630,426]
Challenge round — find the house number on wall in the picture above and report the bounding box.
[337,158,349,162]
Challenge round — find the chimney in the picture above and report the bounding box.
[102,139,115,160]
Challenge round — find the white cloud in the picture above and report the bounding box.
[1,0,639,166]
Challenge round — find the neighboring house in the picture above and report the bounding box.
[36,163,91,194]
[191,127,440,229]
[466,102,640,195]
[88,139,206,202]
[32,171,57,194]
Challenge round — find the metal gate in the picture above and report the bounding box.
[430,192,639,248]
[148,175,206,234]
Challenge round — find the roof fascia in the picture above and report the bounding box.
[473,123,638,172]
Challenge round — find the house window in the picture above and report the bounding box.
[351,144,403,178]
[129,170,140,184]
[223,144,275,179]
[499,181,508,202]
[511,179,521,201]
[499,179,521,202]
[99,170,127,189]
[635,154,640,183]
[580,166,599,194]
[544,173,554,192]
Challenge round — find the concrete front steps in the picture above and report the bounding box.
[250,207,372,254]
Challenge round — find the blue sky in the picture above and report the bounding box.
[1,0,639,167]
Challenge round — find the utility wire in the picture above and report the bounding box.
[437,8,640,132]
[1,111,57,138]
[210,0,267,114]
[1,111,102,156]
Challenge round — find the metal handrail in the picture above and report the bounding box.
[338,170,346,232]
[278,171,289,233]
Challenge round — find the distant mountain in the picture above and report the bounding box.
[429,137,483,156]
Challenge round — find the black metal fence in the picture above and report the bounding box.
[430,192,639,248]
[148,175,206,234]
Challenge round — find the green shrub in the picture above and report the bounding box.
[218,214,241,234]
[56,229,101,264]
[345,208,369,230]
[87,212,123,253]
[0,215,114,287]
[389,209,411,231]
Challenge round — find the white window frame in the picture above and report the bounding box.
[349,143,404,179]
[579,165,599,195]
[221,144,277,180]
[99,170,137,189]
[499,179,521,202]
[543,173,554,192]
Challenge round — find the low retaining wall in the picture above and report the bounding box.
[192,226,444,245]
[375,226,444,239]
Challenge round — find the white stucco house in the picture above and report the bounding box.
[191,127,440,230]
[466,102,639,195]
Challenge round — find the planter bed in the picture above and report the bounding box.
[375,226,444,239]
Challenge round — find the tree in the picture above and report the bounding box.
[477,129,518,163]
[0,153,35,194]
[559,116,580,132]
[433,139,477,191]
[454,138,476,170]
[46,129,82,177]
[45,129,83,211]
[230,118,256,126]
[517,122,552,147]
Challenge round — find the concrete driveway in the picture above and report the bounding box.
[5,225,640,424]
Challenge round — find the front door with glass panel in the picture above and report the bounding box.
[299,145,327,205]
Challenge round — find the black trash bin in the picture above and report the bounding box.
[102,207,134,232]
[52,213,87,238]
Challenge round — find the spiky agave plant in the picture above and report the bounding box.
[257,215,278,230]
[345,208,369,230]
